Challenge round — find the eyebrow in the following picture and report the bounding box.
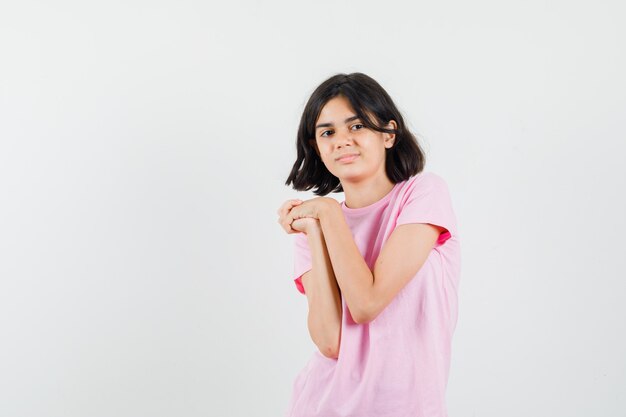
[315,115,360,130]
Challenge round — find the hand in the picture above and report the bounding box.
[285,196,334,222]
[291,217,321,235]
[277,197,331,235]
[277,199,307,234]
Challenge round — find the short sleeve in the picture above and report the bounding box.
[292,232,312,295]
[395,173,458,247]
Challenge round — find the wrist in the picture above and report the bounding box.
[306,220,323,238]
[318,197,340,220]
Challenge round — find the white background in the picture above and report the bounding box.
[1,1,624,416]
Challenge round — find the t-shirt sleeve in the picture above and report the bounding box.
[292,232,312,295]
[395,173,458,247]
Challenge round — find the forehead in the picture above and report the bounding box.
[316,96,357,123]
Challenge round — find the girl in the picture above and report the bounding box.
[277,72,461,417]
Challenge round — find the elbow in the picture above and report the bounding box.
[319,343,339,359]
[354,314,372,325]
[352,297,376,325]
[308,315,341,359]
[354,297,384,324]
[352,277,377,325]
[353,307,373,325]
[318,327,341,359]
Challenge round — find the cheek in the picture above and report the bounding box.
[318,143,332,157]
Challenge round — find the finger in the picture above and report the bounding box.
[283,213,295,233]
[285,202,302,216]
[287,199,303,211]
[281,200,303,218]
[277,199,301,216]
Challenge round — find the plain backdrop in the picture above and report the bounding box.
[1,1,624,416]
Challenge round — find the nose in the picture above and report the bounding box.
[334,128,354,148]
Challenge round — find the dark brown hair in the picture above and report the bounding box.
[285,72,425,195]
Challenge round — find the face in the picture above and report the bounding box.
[310,95,396,182]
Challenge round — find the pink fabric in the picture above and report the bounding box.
[286,172,461,417]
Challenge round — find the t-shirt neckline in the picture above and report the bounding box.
[341,181,403,214]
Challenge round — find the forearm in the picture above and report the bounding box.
[318,202,374,324]
[305,227,343,358]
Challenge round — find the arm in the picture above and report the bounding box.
[317,202,373,324]
[300,224,342,359]
[318,201,441,324]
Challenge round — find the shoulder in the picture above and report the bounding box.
[401,171,449,195]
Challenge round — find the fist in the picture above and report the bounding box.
[290,217,320,235]
[277,199,319,235]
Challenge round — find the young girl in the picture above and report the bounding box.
[277,72,461,417]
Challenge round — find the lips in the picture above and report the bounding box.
[335,153,360,162]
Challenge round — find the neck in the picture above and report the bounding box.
[341,174,395,209]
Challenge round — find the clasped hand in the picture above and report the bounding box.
[276,197,334,235]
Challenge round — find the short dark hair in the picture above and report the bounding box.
[285,72,425,195]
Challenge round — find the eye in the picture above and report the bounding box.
[352,123,364,130]
[320,130,333,137]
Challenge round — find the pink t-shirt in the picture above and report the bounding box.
[285,171,461,417]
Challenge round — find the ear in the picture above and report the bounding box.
[384,120,397,149]
[309,138,320,156]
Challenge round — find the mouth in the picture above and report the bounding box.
[335,153,360,163]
